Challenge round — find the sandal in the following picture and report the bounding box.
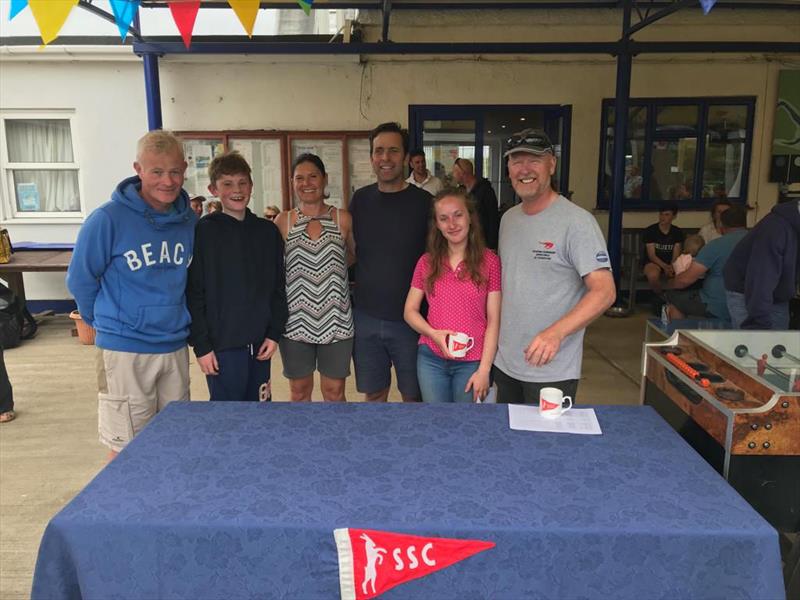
[0,411,15,423]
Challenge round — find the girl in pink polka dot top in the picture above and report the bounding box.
[404,188,502,402]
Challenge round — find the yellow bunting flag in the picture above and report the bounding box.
[228,0,260,37]
[28,0,78,46]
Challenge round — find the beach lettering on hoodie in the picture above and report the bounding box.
[124,242,186,271]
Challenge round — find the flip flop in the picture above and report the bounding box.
[0,411,15,423]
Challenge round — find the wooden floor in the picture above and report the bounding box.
[0,313,645,599]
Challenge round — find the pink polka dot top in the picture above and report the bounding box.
[410,249,501,362]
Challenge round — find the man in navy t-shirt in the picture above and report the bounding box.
[349,122,432,402]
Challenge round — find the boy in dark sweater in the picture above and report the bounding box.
[187,151,287,401]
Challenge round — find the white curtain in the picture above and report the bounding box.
[6,119,80,212]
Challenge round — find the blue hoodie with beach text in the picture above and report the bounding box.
[67,175,196,353]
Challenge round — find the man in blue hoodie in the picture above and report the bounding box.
[724,199,800,330]
[67,130,196,459]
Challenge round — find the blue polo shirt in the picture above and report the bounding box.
[695,229,748,319]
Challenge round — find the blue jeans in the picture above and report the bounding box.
[417,344,479,403]
[725,291,790,330]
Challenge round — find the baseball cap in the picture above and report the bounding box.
[503,129,554,158]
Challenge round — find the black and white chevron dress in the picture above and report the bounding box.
[284,207,354,345]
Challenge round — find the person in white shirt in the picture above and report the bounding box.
[405,150,443,196]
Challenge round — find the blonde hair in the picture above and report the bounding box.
[136,130,184,162]
[683,234,705,257]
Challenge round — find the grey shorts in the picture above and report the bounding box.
[664,289,711,318]
[279,337,353,379]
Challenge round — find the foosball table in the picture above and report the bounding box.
[641,330,799,533]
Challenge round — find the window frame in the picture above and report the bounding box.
[596,96,756,211]
[0,110,85,223]
[175,130,371,211]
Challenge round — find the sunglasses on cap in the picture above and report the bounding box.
[503,130,554,157]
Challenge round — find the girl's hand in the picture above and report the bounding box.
[430,329,456,359]
[465,369,490,402]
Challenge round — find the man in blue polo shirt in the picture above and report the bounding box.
[664,204,747,321]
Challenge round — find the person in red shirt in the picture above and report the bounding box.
[404,189,502,402]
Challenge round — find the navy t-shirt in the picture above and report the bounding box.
[643,223,684,265]
[349,183,431,321]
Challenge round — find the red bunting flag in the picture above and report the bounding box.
[168,0,201,49]
[334,528,495,599]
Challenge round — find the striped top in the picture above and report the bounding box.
[284,206,354,344]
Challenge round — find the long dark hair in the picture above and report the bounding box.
[425,188,487,295]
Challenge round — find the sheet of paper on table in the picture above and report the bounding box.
[508,405,603,435]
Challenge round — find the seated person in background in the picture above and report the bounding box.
[206,199,222,215]
[642,203,684,294]
[669,181,692,201]
[623,165,642,199]
[672,234,705,276]
[190,196,205,218]
[663,205,748,321]
[263,205,280,221]
[698,199,732,243]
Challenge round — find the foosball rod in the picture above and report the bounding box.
[734,344,790,381]
[772,344,800,363]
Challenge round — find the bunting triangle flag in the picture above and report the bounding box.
[334,528,495,599]
[9,0,28,20]
[298,0,313,16]
[699,0,717,14]
[168,0,201,49]
[109,0,140,41]
[28,0,78,46]
[228,0,260,37]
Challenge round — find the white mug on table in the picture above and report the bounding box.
[539,387,572,418]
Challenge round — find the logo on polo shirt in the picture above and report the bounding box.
[533,240,557,261]
[596,251,609,263]
[334,528,494,599]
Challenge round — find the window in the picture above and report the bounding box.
[0,113,83,220]
[410,105,571,207]
[176,130,372,215]
[597,97,755,210]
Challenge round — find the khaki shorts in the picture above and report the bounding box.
[96,347,190,452]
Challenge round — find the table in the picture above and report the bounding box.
[31,403,784,599]
[0,250,72,304]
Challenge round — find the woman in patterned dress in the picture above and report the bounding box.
[403,189,501,403]
[275,154,355,401]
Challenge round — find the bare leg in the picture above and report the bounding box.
[643,263,664,294]
[107,449,119,462]
[666,304,685,320]
[289,376,314,402]
[320,375,346,402]
[365,389,389,402]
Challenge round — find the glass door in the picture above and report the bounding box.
[410,105,571,208]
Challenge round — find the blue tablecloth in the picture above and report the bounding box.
[32,403,784,599]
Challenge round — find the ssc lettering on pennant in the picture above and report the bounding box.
[334,527,494,599]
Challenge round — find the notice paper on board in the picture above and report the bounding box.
[508,405,602,435]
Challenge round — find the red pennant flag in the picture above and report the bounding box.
[334,528,495,599]
[168,0,200,49]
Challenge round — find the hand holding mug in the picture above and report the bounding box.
[447,332,474,358]
[430,329,456,359]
